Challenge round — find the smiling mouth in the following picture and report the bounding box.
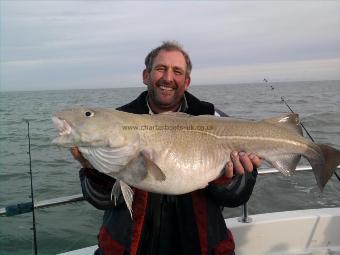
[159,85,174,91]
[52,117,72,136]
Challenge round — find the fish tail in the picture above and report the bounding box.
[310,144,340,191]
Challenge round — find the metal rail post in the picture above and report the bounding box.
[238,203,252,223]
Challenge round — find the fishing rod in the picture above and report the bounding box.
[280,96,316,143]
[27,121,38,255]
[263,79,340,182]
[0,121,85,219]
[0,194,84,216]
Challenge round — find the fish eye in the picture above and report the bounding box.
[85,111,94,117]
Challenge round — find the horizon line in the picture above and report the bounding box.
[1,79,339,93]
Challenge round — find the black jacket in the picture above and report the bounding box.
[80,91,257,255]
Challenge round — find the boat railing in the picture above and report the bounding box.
[238,165,340,223]
[1,165,340,220]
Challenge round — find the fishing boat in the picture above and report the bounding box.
[2,166,339,255]
[58,207,340,255]
[227,207,340,255]
[57,167,340,255]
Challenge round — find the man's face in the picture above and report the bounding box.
[143,50,191,112]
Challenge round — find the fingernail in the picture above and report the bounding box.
[249,153,255,159]
[239,152,245,157]
[232,151,238,157]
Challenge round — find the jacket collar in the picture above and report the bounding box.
[145,94,188,114]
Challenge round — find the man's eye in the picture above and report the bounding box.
[156,67,165,71]
[174,70,184,75]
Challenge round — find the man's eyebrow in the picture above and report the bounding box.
[154,64,167,68]
[173,66,185,72]
[154,64,185,71]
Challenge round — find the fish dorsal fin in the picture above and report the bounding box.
[263,114,303,135]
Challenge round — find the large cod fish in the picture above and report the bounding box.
[52,108,340,215]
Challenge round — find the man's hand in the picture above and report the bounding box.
[224,151,261,178]
[70,147,93,169]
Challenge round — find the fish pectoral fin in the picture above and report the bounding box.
[262,114,303,135]
[141,150,166,182]
[266,154,301,176]
[79,146,135,175]
[120,181,134,218]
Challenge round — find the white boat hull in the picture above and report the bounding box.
[58,207,340,255]
[226,207,340,255]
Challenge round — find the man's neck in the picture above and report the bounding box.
[147,100,181,114]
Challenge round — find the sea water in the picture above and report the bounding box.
[0,80,339,254]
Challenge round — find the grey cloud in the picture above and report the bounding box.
[1,1,340,91]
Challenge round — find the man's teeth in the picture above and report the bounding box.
[159,86,174,91]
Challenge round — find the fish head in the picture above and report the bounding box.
[52,108,130,148]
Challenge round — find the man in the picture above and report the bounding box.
[72,41,261,255]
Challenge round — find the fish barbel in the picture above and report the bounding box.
[52,108,340,215]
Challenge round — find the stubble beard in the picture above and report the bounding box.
[148,79,181,111]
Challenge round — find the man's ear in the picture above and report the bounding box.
[185,76,191,90]
[143,69,149,85]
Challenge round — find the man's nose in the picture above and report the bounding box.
[162,69,174,82]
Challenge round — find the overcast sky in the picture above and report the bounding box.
[1,1,340,91]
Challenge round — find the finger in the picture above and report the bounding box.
[225,161,234,178]
[231,151,244,175]
[70,147,93,168]
[249,153,262,168]
[239,152,253,173]
[70,146,78,155]
[70,147,82,159]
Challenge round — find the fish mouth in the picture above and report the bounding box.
[52,117,72,136]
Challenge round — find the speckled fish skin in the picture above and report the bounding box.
[52,108,340,194]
